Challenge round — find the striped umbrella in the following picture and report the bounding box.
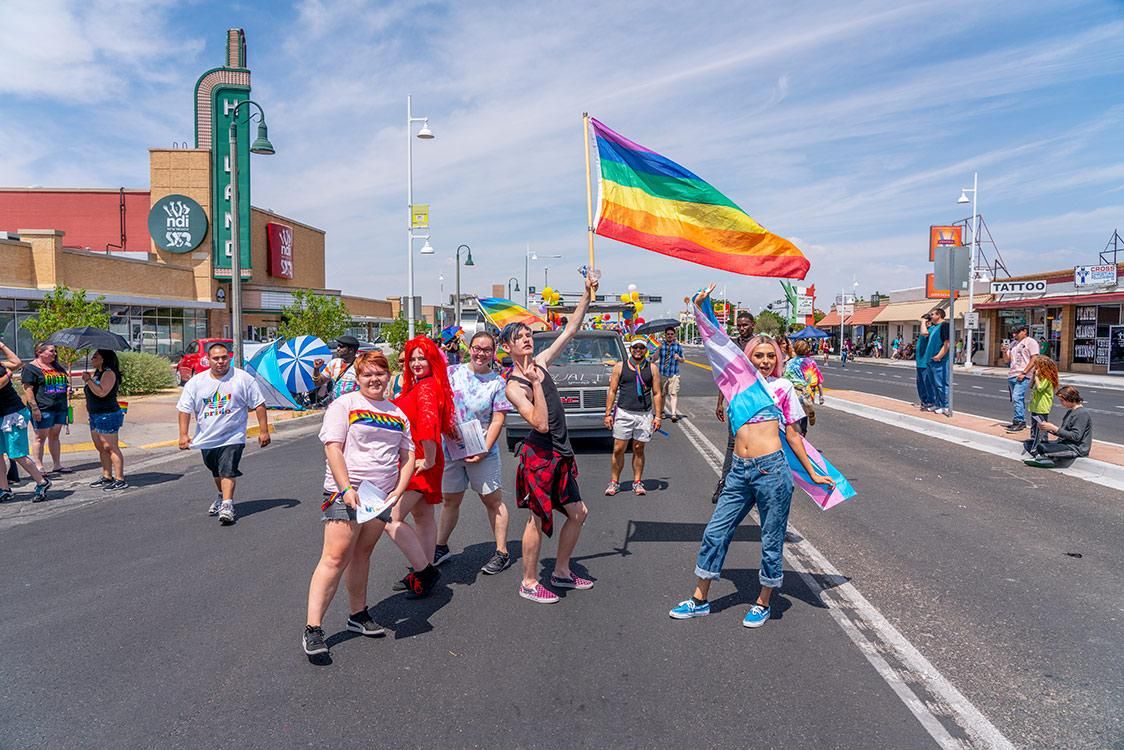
[276,335,331,393]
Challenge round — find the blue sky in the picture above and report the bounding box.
[4,0,1124,317]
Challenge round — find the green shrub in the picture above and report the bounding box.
[118,352,176,395]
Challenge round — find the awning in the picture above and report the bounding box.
[976,292,1124,310]
[819,310,842,327]
[847,306,883,326]
[873,300,938,323]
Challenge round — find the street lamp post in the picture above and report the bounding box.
[524,246,561,307]
[958,172,980,368]
[838,280,859,362]
[227,99,275,367]
[406,95,435,339]
[454,244,474,329]
[506,276,520,299]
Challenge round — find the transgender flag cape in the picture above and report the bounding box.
[695,300,855,510]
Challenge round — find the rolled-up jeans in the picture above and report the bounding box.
[696,450,794,589]
[1008,376,1030,423]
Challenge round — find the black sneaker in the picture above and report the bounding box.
[433,544,452,566]
[391,569,414,591]
[480,550,511,575]
[302,625,328,656]
[104,480,130,491]
[89,476,113,488]
[404,565,441,599]
[0,489,13,503]
[346,610,386,637]
[1005,422,1027,433]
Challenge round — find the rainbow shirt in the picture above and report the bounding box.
[319,391,413,495]
[41,369,69,396]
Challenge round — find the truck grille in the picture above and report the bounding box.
[555,388,608,412]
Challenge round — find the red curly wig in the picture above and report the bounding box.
[398,336,456,435]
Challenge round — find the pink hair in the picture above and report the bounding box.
[744,334,786,378]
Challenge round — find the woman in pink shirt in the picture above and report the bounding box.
[302,350,438,659]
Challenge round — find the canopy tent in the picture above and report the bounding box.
[245,339,304,410]
[789,325,831,340]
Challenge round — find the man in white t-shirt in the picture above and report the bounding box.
[177,342,270,525]
[312,335,361,402]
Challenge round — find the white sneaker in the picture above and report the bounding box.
[207,496,222,516]
[218,502,236,525]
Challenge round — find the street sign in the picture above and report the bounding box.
[964,311,979,330]
[410,204,429,229]
[797,296,814,315]
[934,245,971,291]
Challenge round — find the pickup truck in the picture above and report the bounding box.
[504,329,625,451]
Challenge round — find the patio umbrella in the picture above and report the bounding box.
[634,318,681,336]
[276,335,330,393]
[45,326,131,351]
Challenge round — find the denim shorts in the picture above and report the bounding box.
[33,408,68,430]
[321,491,394,523]
[442,450,503,495]
[89,410,125,435]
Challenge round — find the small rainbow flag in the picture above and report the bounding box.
[591,118,809,280]
[476,298,549,332]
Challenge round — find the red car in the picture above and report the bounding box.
[175,338,233,385]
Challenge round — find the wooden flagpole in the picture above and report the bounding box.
[583,112,596,272]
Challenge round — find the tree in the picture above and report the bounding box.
[382,315,432,352]
[278,289,350,342]
[813,308,826,324]
[754,309,787,337]
[20,285,109,370]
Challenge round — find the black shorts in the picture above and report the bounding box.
[201,444,245,478]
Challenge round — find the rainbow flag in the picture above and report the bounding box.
[476,298,549,332]
[591,118,809,280]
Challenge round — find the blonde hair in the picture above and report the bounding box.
[745,334,786,378]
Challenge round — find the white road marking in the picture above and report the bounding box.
[892,375,903,379]
[971,386,983,390]
[678,416,1014,750]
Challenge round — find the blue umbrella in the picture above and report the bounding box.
[789,325,831,340]
[277,335,330,393]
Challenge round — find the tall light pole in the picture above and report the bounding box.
[454,243,474,328]
[838,280,858,362]
[506,276,520,299]
[227,99,275,367]
[438,274,445,329]
[524,246,561,307]
[406,95,435,339]
[958,172,979,368]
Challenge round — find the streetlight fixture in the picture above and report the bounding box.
[524,246,562,306]
[957,172,979,368]
[454,244,473,328]
[838,279,859,361]
[228,99,275,367]
[506,276,520,299]
[406,94,435,339]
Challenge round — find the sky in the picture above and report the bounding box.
[4,0,1124,318]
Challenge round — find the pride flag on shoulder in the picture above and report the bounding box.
[694,299,855,510]
[591,118,809,280]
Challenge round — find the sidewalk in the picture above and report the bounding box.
[52,389,317,456]
[840,355,1124,391]
[825,388,1124,492]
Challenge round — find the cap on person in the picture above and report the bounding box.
[630,340,647,350]
[335,335,360,348]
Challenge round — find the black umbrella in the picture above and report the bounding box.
[634,318,681,336]
[45,327,131,351]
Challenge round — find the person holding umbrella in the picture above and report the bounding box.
[83,349,127,491]
[0,340,52,503]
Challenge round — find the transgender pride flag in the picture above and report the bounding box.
[694,300,855,510]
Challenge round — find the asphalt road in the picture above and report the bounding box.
[1,366,1121,749]
[810,358,1124,444]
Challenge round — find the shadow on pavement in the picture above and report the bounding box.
[236,497,300,518]
[709,567,828,615]
[126,471,184,488]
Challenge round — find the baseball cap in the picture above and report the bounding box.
[335,335,360,348]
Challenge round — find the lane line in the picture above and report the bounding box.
[677,416,1014,750]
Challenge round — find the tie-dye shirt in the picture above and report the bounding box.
[444,364,513,459]
[742,375,806,426]
[176,368,266,449]
[319,390,414,494]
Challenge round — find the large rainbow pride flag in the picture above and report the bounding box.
[591,118,809,280]
[476,298,549,332]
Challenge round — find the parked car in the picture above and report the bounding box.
[174,339,264,384]
[504,329,625,451]
[354,335,394,357]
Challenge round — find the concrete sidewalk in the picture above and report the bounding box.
[825,388,1124,492]
[839,354,1124,391]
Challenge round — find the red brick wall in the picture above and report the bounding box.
[0,189,151,253]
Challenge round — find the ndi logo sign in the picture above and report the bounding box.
[149,195,208,253]
[267,222,294,279]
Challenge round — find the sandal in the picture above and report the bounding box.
[604,481,620,496]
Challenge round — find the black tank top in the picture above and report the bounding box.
[510,364,572,456]
[617,358,654,412]
[0,378,24,418]
[84,370,120,414]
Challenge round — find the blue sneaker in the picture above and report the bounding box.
[742,604,771,628]
[669,599,710,619]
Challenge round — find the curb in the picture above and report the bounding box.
[53,411,324,453]
[822,395,1124,493]
[841,357,1124,392]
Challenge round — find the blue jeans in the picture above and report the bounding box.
[916,366,933,407]
[696,450,794,589]
[929,359,949,409]
[1008,376,1029,423]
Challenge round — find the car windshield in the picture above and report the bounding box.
[533,335,623,364]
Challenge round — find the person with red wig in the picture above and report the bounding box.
[393,336,456,583]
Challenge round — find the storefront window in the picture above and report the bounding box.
[1074,304,1121,365]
